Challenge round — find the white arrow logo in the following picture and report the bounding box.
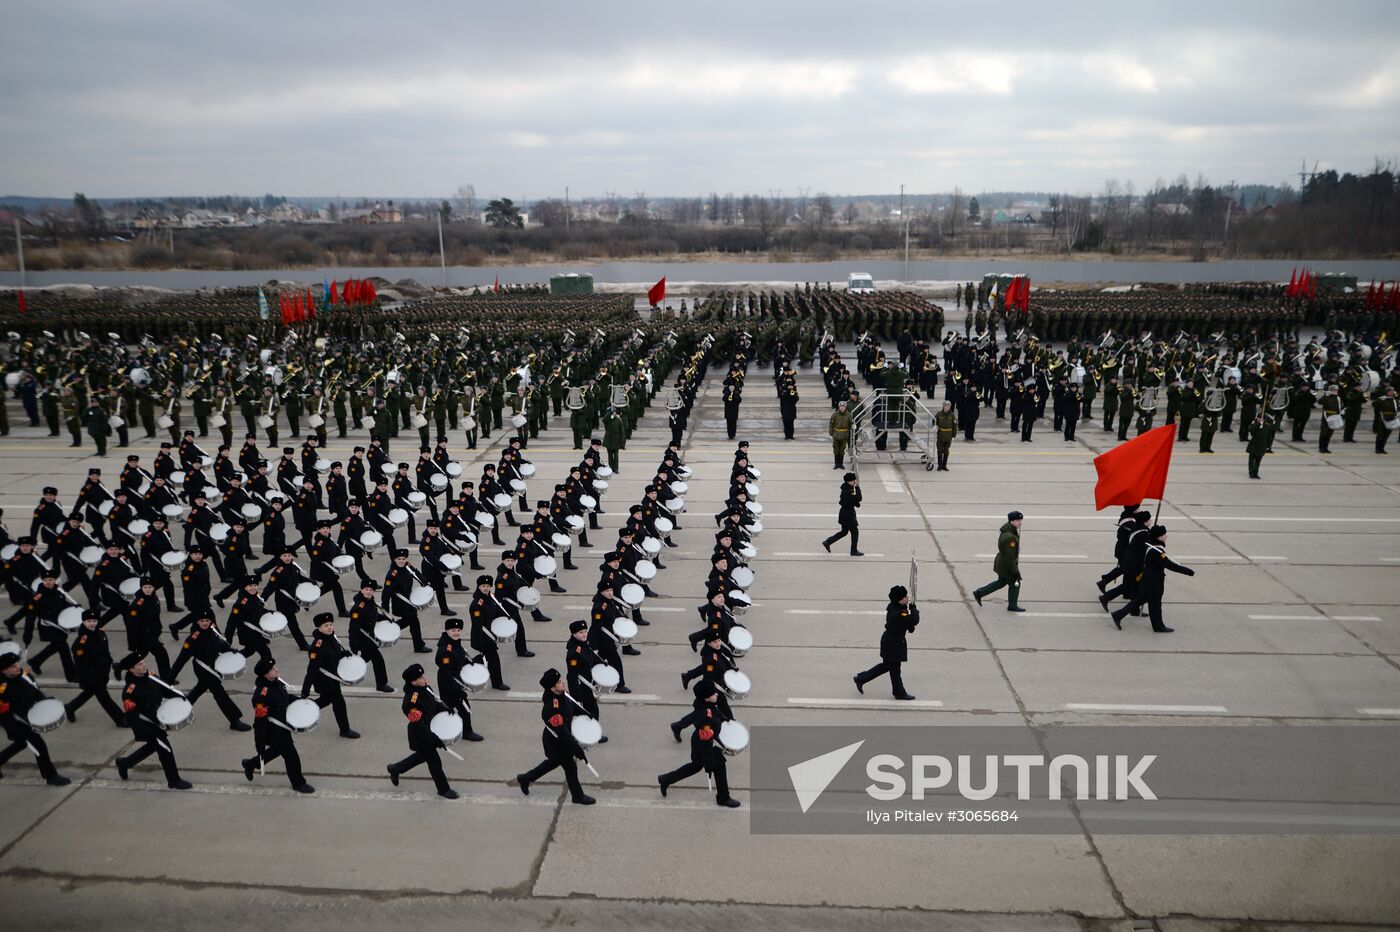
[787,740,865,813]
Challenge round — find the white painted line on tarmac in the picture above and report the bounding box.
[875,465,904,495]
[789,697,945,709]
[763,512,1400,524]
[1246,555,1288,561]
[1014,611,1103,618]
[1248,614,1381,622]
[1380,557,1400,562]
[785,609,884,615]
[507,690,659,701]
[774,551,886,557]
[975,553,1086,559]
[1358,708,1400,717]
[1065,703,1228,714]
[562,604,686,613]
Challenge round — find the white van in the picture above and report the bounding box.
[846,272,876,294]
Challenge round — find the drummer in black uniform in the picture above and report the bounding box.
[348,580,395,693]
[114,652,192,790]
[0,650,72,785]
[386,662,458,799]
[434,617,484,742]
[169,611,252,730]
[240,657,314,793]
[65,610,126,725]
[300,612,360,739]
[658,679,740,808]
[565,619,607,733]
[515,667,596,805]
[468,574,510,690]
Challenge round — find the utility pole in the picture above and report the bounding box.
[900,184,910,282]
[168,225,174,255]
[565,186,570,231]
[437,210,448,287]
[15,220,24,289]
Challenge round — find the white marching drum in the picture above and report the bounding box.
[445,462,463,478]
[1326,414,1344,429]
[285,698,321,733]
[119,578,142,598]
[209,522,231,542]
[98,500,115,517]
[26,698,66,733]
[749,519,764,536]
[720,670,752,701]
[591,663,620,694]
[747,482,761,498]
[408,586,434,608]
[746,467,761,480]
[717,720,750,756]
[259,612,289,638]
[440,553,463,572]
[564,515,585,533]
[732,566,755,589]
[511,413,527,429]
[509,479,527,494]
[634,559,657,580]
[387,508,410,528]
[654,516,674,534]
[610,618,638,646]
[411,413,429,429]
[214,652,247,680]
[430,473,449,491]
[202,488,222,507]
[294,582,323,608]
[516,586,542,608]
[57,606,86,631]
[241,503,263,521]
[336,655,368,686]
[729,591,752,615]
[746,501,764,516]
[157,697,194,731]
[620,583,646,607]
[459,662,490,692]
[533,555,557,578]
[430,711,464,745]
[359,530,383,554]
[0,544,16,561]
[570,715,603,749]
[727,625,753,657]
[331,555,356,575]
[307,415,325,429]
[676,465,693,480]
[596,465,614,479]
[489,617,518,644]
[738,543,758,560]
[160,550,187,569]
[257,414,275,429]
[579,494,597,512]
[664,497,685,513]
[641,537,662,556]
[491,493,512,510]
[406,491,428,511]
[161,503,183,520]
[473,511,496,529]
[372,620,402,647]
[519,463,536,478]
[593,479,609,492]
[550,532,571,549]
[169,470,187,486]
[108,415,125,429]
[313,458,332,473]
[79,545,104,566]
[670,481,689,495]
[129,519,151,537]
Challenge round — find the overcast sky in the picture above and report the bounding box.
[3,1,1398,200]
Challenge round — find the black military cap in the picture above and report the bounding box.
[443,617,464,631]
[359,580,379,590]
[539,668,561,689]
[117,651,146,671]
[693,679,716,699]
[402,663,425,683]
[240,575,260,586]
[569,619,587,633]
[843,472,857,481]
[41,568,57,579]
[424,519,438,528]
[889,585,908,601]
[476,575,493,586]
[1008,511,1024,521]
[500,550,516,560]
[393,549,409,559]
[42,486,58,495]
[314,612,334,627]
[0,651,21,669]
[254,657,276,677]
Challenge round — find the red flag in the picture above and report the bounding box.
[648,276,666,306]
[1018,276,1030,312]
[365,279,376,304]
[1308,270,1318,299]
[1092,424,1177,511]
[492,274,500,294]
[16,289,26,314]
[305,288,317,320]
[1390,282,1400,311]
[278,293,289,325]
[1286,268,1297,297]
[328,279,338,305]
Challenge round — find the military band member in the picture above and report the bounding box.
[435,617,484,742]
[114,652,192,790]
[240,657,314,792]
[658,679,740,808]
[0,651,72,785]
[168,612,251,731]
[300,612,360,738]
[387,663,458,799]
[828,400,852,469]
[853,585,919,700]
[515,668,596,805]
[65,610,126,725]
[468,574,510,690]
[22,570,79,680]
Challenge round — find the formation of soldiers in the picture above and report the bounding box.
[692,287,944,351]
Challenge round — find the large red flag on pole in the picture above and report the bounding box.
[1286,268,1297,297]
[648,276,666,307]
[16,289,26,314]
[1092,424,1177,511]
[493,274,500,294]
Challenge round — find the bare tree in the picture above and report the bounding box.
[842,201,859,225]
[949,187,963,238]
[453,184,477,222]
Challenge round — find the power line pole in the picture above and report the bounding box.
[565,186,570,231]
[437,209,448,287]
[900,184,910,282]
[14,220,24,289]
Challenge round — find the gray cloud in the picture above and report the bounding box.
[3,0,1398,198]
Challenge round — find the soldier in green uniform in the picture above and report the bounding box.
[237,384,258,440]
[41,383,61,436]
[83,398,110,457]
[971,511,1024,612]
[137,384,157,438]
[1341,383,1365,443]
[548,366,565,418]
[1101,375,1119,432]
[933,400,957,471]
[1375,386,1398,454]
[190,380,210,437]
[570,385,590,450]
[1116,383,1135,440]
[602,407,625,474]
[283,380,303,437]
[1317,384,1341,454]
[1176,385,1199,441]
[1245,411,1275,478]
[62,388,83,447]
[828,400,852,469]
[260,386,280,449]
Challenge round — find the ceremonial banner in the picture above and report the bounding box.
[1092,424,1176,510]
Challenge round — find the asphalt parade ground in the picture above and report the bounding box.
[2,313,1399,929]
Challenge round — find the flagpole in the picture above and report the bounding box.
[437,211,448,288]
[15,220,24,289]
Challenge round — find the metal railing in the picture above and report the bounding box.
[848,389,938,473]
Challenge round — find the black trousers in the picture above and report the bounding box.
[0,725,59,780]
[353,636,389,689]
[660,748,731,803]
[855,659,906,696]
[477,638,506,688]
[522,751,587,801]
[304,675,351,733]
[1112,595,1169,632]
[187,667,245,725]
[119,730,182,786]
[390,746,451,794]
[66,673,126,724]
[824,521,859,554]
[246,736,305,787]
[30,631,76,681]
